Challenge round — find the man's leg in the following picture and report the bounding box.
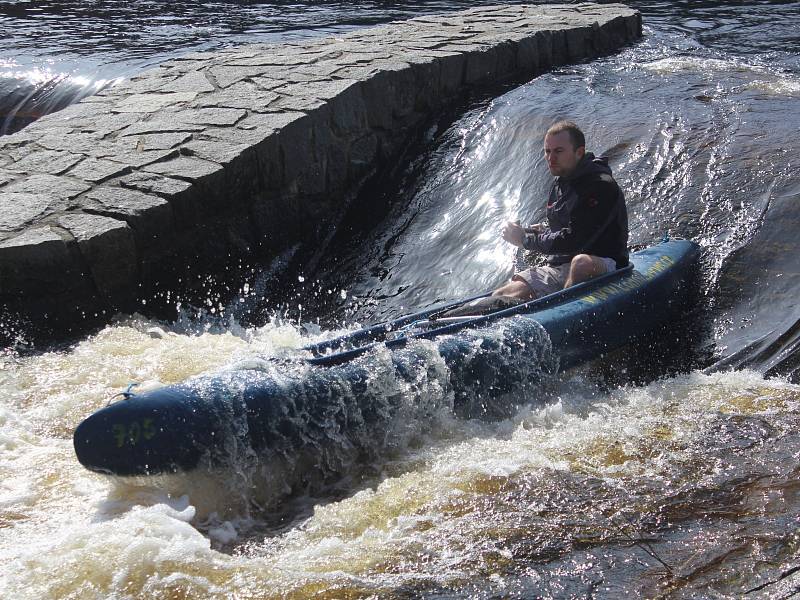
[492,278,536,300]
[564,254,612,288]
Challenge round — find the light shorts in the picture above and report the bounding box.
[514,256,618,298]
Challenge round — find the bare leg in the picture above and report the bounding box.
[564,254,610,288]
[492,277,536,300]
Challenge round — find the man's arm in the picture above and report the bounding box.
[502,223,546,247]
[523,181,618,254]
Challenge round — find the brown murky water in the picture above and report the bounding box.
[2,324,799,597]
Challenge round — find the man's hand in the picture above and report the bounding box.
[502,221,527,247]
[525,223,545,234]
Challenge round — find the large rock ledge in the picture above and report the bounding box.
[0,3,640,340]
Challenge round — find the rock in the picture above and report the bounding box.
[119,132,193,151]
[3,174,90,206]
[0,3,642,338]
[160,70,216,93]
[143,156,224,180]
[208,65,269,89]
[84,185,175,244]
[67,158,132,183]
[171,107,248,126]
[193,81,280,112]
[57,212,138,303]
[112,92,199,113]
[182,139,251,165]
[0,226,84,296]
[97,145,179,169]
[0,192,55,232]
[118,121,205,137]
[146,326,170,339]
[0,170,15,187]
[37,130,110,155]
[119,171,193,197]
[5,149,84,176]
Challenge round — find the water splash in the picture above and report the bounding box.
[79,316,557,513]
[0,69,118,135]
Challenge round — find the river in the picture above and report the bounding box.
[2,1,800,597]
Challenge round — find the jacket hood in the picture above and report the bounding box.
[560,152,612,181]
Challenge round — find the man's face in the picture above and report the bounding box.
[544,131,585,177]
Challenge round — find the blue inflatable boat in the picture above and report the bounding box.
[73,239,700,476]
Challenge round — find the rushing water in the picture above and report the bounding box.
[2,1,800,598]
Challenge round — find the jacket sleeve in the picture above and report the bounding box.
[523,180,618,255]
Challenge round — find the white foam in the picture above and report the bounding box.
[2,307,798,598]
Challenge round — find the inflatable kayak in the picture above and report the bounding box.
[73,239,700,476]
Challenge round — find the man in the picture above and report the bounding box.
[493,120,628,300]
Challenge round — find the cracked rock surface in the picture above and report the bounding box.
[0,3,640,338]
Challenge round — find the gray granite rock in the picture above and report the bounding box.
[3,174,90,206]
[268,94,326,114]
[84,185,175,244]
[0,3,642,336]
[0,226,86,297]
[118,121,205,137]
[208,65,269,89]
[329,81,368,136]
[193,81,280,112]
[160,70,216,93]
[238,111,306,134]
[5,149,84,176]
[113,92,199,113]
[99,146,179,169]
[0,192,54,232]
[67,158,132,183]
[172,108,248,126]
[143,155,224,180]
[119,171,193,197]
[122,132,194,151]
[200,125,275,147]
[182,139,251,164]
[37,131,109,155]
[57,212,138,302]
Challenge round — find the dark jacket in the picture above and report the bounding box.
[523,153,629,268]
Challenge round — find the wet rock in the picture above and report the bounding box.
[5,149,84,176]
[112,92,199,113]
[121,132,193,151]
[118,121,205,137]
[171,107,248,126]
[118,171,193,198]
[142,155,223,180]
[159,70,216,94]
[3,173,90,205]
[99,146,179,169]
[0,170,16,187]
[0,226,84,296]
[193,82,280,112]
[57,212,138,302]
[67,157,132,183]
[0,3,642,338]
[37,130,110,155]
[182,139,250,165]
[208,65,269,89]
[84,185,175,244]
[0,192,54,232]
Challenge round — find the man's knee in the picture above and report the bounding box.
[570,254,596,279]
[566,254,607,287]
